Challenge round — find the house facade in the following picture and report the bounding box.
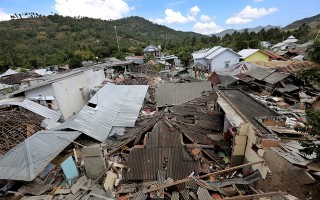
[10,67,105,121]
[238,49,270,62]
[143,45,161,58]
[192,46,241,72]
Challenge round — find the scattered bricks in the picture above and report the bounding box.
[261,139,280,148]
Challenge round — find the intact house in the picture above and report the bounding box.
[238,49,270,62]
[6,67,106,121]
[143,45,161,59]
[191,46,241,72]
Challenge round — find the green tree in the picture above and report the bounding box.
[307,40,320,64]
[68,58,82,69]
[295,109,320,163]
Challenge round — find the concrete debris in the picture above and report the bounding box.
[0,59,316,200]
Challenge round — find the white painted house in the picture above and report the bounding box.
[9,67,105,121]
[192,46,241,72]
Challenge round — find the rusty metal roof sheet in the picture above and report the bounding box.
[126,120,199,181]
[155,81,212,107]
[251,61,320,73]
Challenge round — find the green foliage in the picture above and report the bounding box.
[155,63,165,72]
[0,14,316,71]
[295,65,320,91]
[68,58,82,69]
[307,40,320,64]
[295,109,320,163]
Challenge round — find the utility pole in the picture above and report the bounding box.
[114,26,120,52]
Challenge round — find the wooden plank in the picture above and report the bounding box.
[220,191,283,200]
[126,161,264,198]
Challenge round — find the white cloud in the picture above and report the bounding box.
[193,21,225,35]
[226,5,278,25]
[0,8,11,21]
[189,5,200,17]
[54,0,132,20]
[152,8,196,24]
[200,15,211,22]
[253,0,264,2]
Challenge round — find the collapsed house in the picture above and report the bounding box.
[3,67,106,121]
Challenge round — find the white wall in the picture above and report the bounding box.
[83,69,105,89]
[52,73,90,120]
[209,51,239,72]
[194,58,208,67]
[25,84,55,98]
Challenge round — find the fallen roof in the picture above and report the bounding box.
[219,89,279,136]
[55,83,148,142]
[0,109,44,155]
[251,61,320,73]
[155,81,212,107]
[0,130,81,181]
[125,120,200,181]
[245,67,276,80]
[0,97,61,122]
[262,72,290,84]
[263,50,288,61]
[0,69,18,78]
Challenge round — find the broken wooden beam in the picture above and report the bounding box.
[126,161,264,198]
[220,191,284,200]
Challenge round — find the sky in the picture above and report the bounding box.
[0,0,319,35]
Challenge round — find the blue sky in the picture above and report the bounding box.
[0,0,319,34]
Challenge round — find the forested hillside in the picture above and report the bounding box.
[0,14,317,72]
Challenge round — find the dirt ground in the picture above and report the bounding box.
[259,148,320,200]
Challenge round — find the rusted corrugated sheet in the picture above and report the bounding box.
[126,146,198,181]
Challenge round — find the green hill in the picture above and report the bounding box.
[283,14,320,30]
[0,15,206,71]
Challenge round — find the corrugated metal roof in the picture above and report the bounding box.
[155,82,212,107]
[171,191,180,200]
[262,72,290,84]
[0,97,61,122]
[197,188,212,200]
[55,83,148,142]
[277,84,300,93]
[0,130,80,181]
[238,49,260,58]
[245,67,275,80]
[126,120,199,181]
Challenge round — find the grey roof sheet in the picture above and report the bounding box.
[155,81,212,107]
[217,74,238,87]
[262,72,290,84]
[219,89,279,136]
[245,67,275,80]
[55,83,148,142]
[0,130,80,181]
[197,188,212,200]
[277,84,300,93]
[0,98,61,122]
